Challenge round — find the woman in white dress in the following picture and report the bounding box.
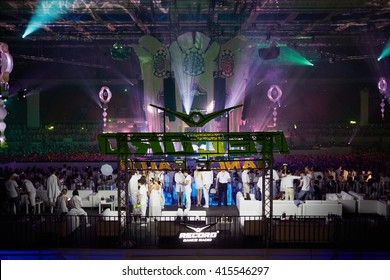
[137,176,148,217]
[56,188,69,215]
[148,177,162,218]
[194,167,204,206]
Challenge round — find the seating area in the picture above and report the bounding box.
[35,189,119,209]
[236,192,343,218]
[236,192,342,237]
[325,191,390,216]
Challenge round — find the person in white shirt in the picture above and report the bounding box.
[216,169,231,207]
[68,190,90,227]
[271,169,280,198]
[241,168,251,199]
[281,170,301,201]
[20,174,36,215]
[279,163,288,199]
[201,169,214,208]
[137,176,148,217]
[174,169,185,207]
[297,171,311,201]
[256,169,280,200]
[47,168,60,214]
[128,170,142,209]
[183,170,193,210]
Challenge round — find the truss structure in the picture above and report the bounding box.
[98,130,289,245]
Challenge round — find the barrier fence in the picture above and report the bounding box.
[1,213,389,251]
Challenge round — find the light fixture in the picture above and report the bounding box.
[110,42,132,61]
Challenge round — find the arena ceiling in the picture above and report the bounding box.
[1,0,389,65]
[1,1,390,124]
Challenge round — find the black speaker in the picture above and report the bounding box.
[241,93,251,121]
[214,77,226,121]
[136,80,145,120]
[163,77,176,121]
[258,46,280,60]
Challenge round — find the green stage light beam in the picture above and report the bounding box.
[378,39,390,61]
[22,1,65,38]
[279,47,314,66]
[261,47,314,66]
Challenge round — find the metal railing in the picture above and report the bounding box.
[1,214,389,250]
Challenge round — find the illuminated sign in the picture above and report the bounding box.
[178,223,219,243]
[126,159,260,171]
[97,131,289,157]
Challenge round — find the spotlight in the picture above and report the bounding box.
[17,89,27,100]
[378,39,390,61]
[0,86,9,101]
[258,43,280,60]
[110,42,132,61]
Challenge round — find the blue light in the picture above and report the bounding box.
[23,1,65,38]
[378,38,390,61]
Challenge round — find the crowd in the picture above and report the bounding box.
[1,122,389,217]
[1,122,390,164]
[1,153,389,218]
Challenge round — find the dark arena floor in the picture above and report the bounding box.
[1,201,390,260]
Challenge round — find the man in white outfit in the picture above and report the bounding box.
[241,168,251,199]
[20,174,36,215]
[296,171,311,202]
[174,169,185,207]
[201,169,214,208]
[128,170,141,208]
[47,169,60,213]
[183,170,192,210]
[281,170,301,200]
[271,169,280,198]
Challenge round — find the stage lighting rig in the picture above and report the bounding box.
[110,42,132,61]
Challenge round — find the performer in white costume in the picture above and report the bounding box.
[148,177,162,218]
[193,166,204,206]
[183,170,193,210]
[128,170,141,208]
[174,168,185,207]
[137,176,148,217]
[47,169,60,214]
[241,167,251,199]
[201,169,214,208]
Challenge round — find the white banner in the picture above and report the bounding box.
[1,260,388,280]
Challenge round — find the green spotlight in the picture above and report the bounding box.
[23,1,64,38]
[110,42,132,61]
[260,47,313,66]
[378,38,390,61]
[280,47,314,66]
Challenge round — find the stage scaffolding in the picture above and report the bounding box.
[97,131,289,246]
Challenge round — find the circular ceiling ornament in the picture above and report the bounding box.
[267,84,283,103]
[99,86,112,104]
[378,77,387,94]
